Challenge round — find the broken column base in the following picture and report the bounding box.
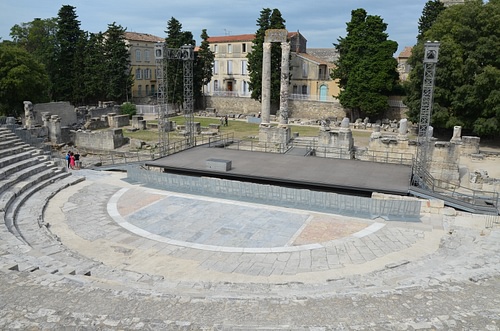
[258,125,291,151]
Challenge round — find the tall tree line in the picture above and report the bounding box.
[405,0,500,136]
[3,5,132,113]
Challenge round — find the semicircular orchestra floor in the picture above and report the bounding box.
[109,187,385,253]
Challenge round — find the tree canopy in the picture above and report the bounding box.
[331,8,399,120]
[404,0,500,136]
[247,8,287,107]
[194,29,215,108]
[0,43,50,116]
[417,0,445,42]
[53,5,84,103]
[8,5,134,106]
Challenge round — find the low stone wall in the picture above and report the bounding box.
[72,128,128,150]
[372,192,450,215]
[205,96,346,120]
[128,167,422,221]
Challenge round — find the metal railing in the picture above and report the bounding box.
[411,161,499,210]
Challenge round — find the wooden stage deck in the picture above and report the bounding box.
[145,146,412,197]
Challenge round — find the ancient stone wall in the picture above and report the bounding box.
[89,105,121,118]
[72,128,128,150]
[204,97,346,120]
[33,102,77,127]
[108,114,130,128]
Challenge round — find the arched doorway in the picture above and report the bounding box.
[319,85,328,101]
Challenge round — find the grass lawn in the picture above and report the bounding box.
[122,116,392,147]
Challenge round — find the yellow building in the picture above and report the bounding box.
[206,32,340,102]
[124,32,164,101]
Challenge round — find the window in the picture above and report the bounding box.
[214,80,219,91]
[144,50,150,61]
[213,60,219,74]
[241,80,249,95]
[138,85,142,97]
[135,68,142,80]
[293,85,298,94]
[135,49,141,61]
[227,60,233,74]
[228,44,232,53]
[155,68,161,80]
[214,44,218,53]
[151,84,155,94]
[145,85,149,96]
[301,85,308,94]
[144,68,151,80]
[242,43,247,53]
[302,63,308,78]
[241,60,248,75]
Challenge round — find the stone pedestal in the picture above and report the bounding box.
[49,115,62,144]
[259,126,291,151]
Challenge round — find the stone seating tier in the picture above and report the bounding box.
[0,126,107,280]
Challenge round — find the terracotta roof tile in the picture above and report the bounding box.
[398,46,413,59]
[208,32,300,43]
[124,32,164,43]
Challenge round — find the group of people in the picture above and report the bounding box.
[65,151,81,170]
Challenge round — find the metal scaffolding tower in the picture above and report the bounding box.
[154,43,195,157]
[414,41,440,184]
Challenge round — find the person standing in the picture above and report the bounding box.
[224,115,228,126]
[66,151,71,169]
[69,152,76,170]
[74,152,81,169]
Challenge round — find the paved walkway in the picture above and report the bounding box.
[1,169,500,329]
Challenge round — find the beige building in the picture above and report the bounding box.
[124,32,164,101]
[397,46,413,82]
[206,32,340,102]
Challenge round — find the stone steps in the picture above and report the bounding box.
[0,143,33,160]
[5,171,73,242]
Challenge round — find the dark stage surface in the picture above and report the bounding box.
[145,146,412,196]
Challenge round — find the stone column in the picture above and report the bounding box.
[49,115,62,144]
[261,42,272,126]
[278,41,290,127]
[397,118,408,141]
[451,126,462,143]
[24,101,34,128]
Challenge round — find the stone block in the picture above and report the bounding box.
[206,158,232,171]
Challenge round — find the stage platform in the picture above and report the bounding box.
[145,146,412,196]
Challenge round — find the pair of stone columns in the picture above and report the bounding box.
[260,29,290,127]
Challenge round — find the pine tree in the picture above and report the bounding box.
[53,5,84,103]
[195,29,215,109]
[331,8,399,120]
[82,32,107,104]
[104,23,133,102]
[418,0,446,41]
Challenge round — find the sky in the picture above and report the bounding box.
[0,0,429,55]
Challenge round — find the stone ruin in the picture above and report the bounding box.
[15,101,137,150]
[316,117,354,159]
